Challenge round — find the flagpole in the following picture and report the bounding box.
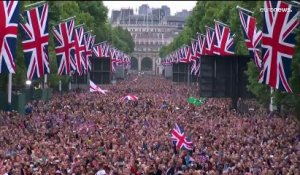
[205,25,215,31]
[269,87,276,112]
[236,5,254,14]
[24,1,46,9]
[214,19,229,27]
[61,16,76,22]
[187,63,190,86]
[44,74,48,88]
[59,79,62,96]
[69,71,73,91]
[7,73,12,111]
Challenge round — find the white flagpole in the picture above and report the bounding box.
[269,87,276,112]
[59,79,62,95]
[7,73,12,111]
[44,74,47,88]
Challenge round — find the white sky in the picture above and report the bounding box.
[103,1,197,17]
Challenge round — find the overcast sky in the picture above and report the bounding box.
[103,1,197,17]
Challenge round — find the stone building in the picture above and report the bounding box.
[110,5,189,75]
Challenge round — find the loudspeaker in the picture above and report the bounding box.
[172,63,189,83]
[199,55,253,99]
[90,57,111,84]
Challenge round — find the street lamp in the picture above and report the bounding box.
[25,80,32,86]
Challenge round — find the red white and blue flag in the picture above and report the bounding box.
[190,39,199,74]
[179,45,192,63]
[204,26,216,55]
[191,39,201,61]
[0,1,19,74]
[89,80,108,95]
[103,42,111,58]
[171,123,193,150]
[52,18,76,76]
[238,8,262,69]
[110,47,117,72]
[213,21,235,55]
[259,0,299,93]
[197,33,207,56]
[74,25,86,75]
[120,94,138,102]
[93,41,107,58]
[84,32,94,73]
[20,3,50,80]
[194,34,206,76]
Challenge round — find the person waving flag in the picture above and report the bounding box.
[171,123,193,150]
[89,80,108,95]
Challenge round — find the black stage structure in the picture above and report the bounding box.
[72,57,111,85]
[172,55,254,108]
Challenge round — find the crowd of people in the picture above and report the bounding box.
[0,75,299,175]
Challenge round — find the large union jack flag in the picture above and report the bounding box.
[171,123,193,150]
[84,32,94,73]
[191,39,200,74]
[238,8,262,69]
[205,26,216,55]
[52,19,76,76]
[259,0,299,93]
[74,25,86,75]
[20,3,49,80]
[213,21,235,55]
[0,1,19,74]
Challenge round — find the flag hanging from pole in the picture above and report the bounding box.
[89,80,108,95]
[213,21,235,55]
[204,26,216,55]
[74,25,86,75]
[52,18,76,76]
[171,123,193,150]
[0,1,19,74]
[238,7,262,69]
[259,0,299,93]
[20,2,50,80]
[84,32,94,73]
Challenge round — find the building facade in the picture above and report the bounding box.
[111,5,189,75]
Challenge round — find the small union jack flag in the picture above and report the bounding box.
[110,47,117,72]
[213,21,235,55]
[83,32,94,73]
[259,0,299,93]
[238,8,262,69]
[89,80,108,95]
[193,34,206,76]
[52,19,76,76]
[171,123,193,150]
[0,1,19,74]
[197,33,207,56]
[20,3,50,80]
[103,42,111,58]
[74,25,86,75]
[179,45,192,63]
[191,39,198,74]
[93,41,106,58]
[120,94,138,102]
[175,50,180,63]
[205,26,216,55]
